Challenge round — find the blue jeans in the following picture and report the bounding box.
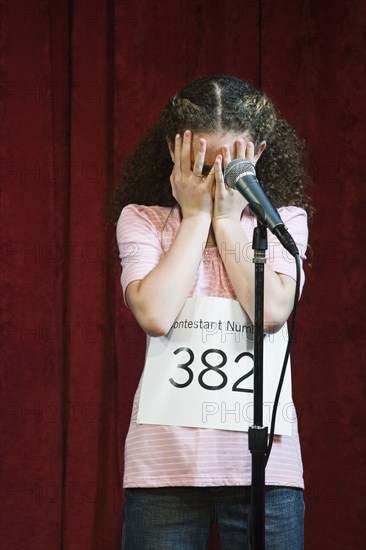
[121,486,304,549]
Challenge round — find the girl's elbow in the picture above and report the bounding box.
[263,319,286,335]
[137,310,172,337]
[263,305,291,334]
[144,323,171,338]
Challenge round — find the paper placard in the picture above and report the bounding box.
[137,296,293,435]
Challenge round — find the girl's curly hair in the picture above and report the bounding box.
[111,75,313,224]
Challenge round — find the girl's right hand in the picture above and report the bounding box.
[170,130,214,219]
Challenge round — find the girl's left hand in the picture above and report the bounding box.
[212,139,255,222]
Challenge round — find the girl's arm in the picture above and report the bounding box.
[212,141,297,333]
[126,131,213,337]
[212,215,296,333]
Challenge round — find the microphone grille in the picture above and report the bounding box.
[224,159,256,189]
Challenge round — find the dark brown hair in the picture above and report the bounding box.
[111,75,313,224]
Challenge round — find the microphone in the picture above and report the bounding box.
[224,159,299,256]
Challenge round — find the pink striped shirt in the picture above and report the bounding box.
[117,204,308,489]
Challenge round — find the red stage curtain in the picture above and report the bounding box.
[1,1,364,549]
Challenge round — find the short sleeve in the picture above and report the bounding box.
[116,204,164,302]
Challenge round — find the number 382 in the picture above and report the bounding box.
[169,347,253,393]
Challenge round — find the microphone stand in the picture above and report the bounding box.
[248,220,268,550]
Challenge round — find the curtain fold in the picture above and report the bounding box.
[62,1,119,548]
[0,1,66,548]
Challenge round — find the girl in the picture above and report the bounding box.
[114,75,312,549]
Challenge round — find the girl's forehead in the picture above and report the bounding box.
[191,131,251,161]
[192,131,250,149]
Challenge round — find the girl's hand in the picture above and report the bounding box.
[212,139,255,222]
[170,130,214,219]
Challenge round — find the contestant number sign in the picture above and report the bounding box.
[137,297,293,435]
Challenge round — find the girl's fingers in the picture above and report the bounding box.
[236,139,246,159]
[246,141,256,163]
[221,145,231,169]
[192,138,206,176]
[205,162,216,185]
[174,134,182,177]
[214,156,225,191]
[181,130,193,177]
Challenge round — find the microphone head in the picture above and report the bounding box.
[224,159,256,189]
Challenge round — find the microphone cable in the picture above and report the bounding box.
[265,252,301,464]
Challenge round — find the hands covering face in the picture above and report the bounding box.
[169,130,258,222]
